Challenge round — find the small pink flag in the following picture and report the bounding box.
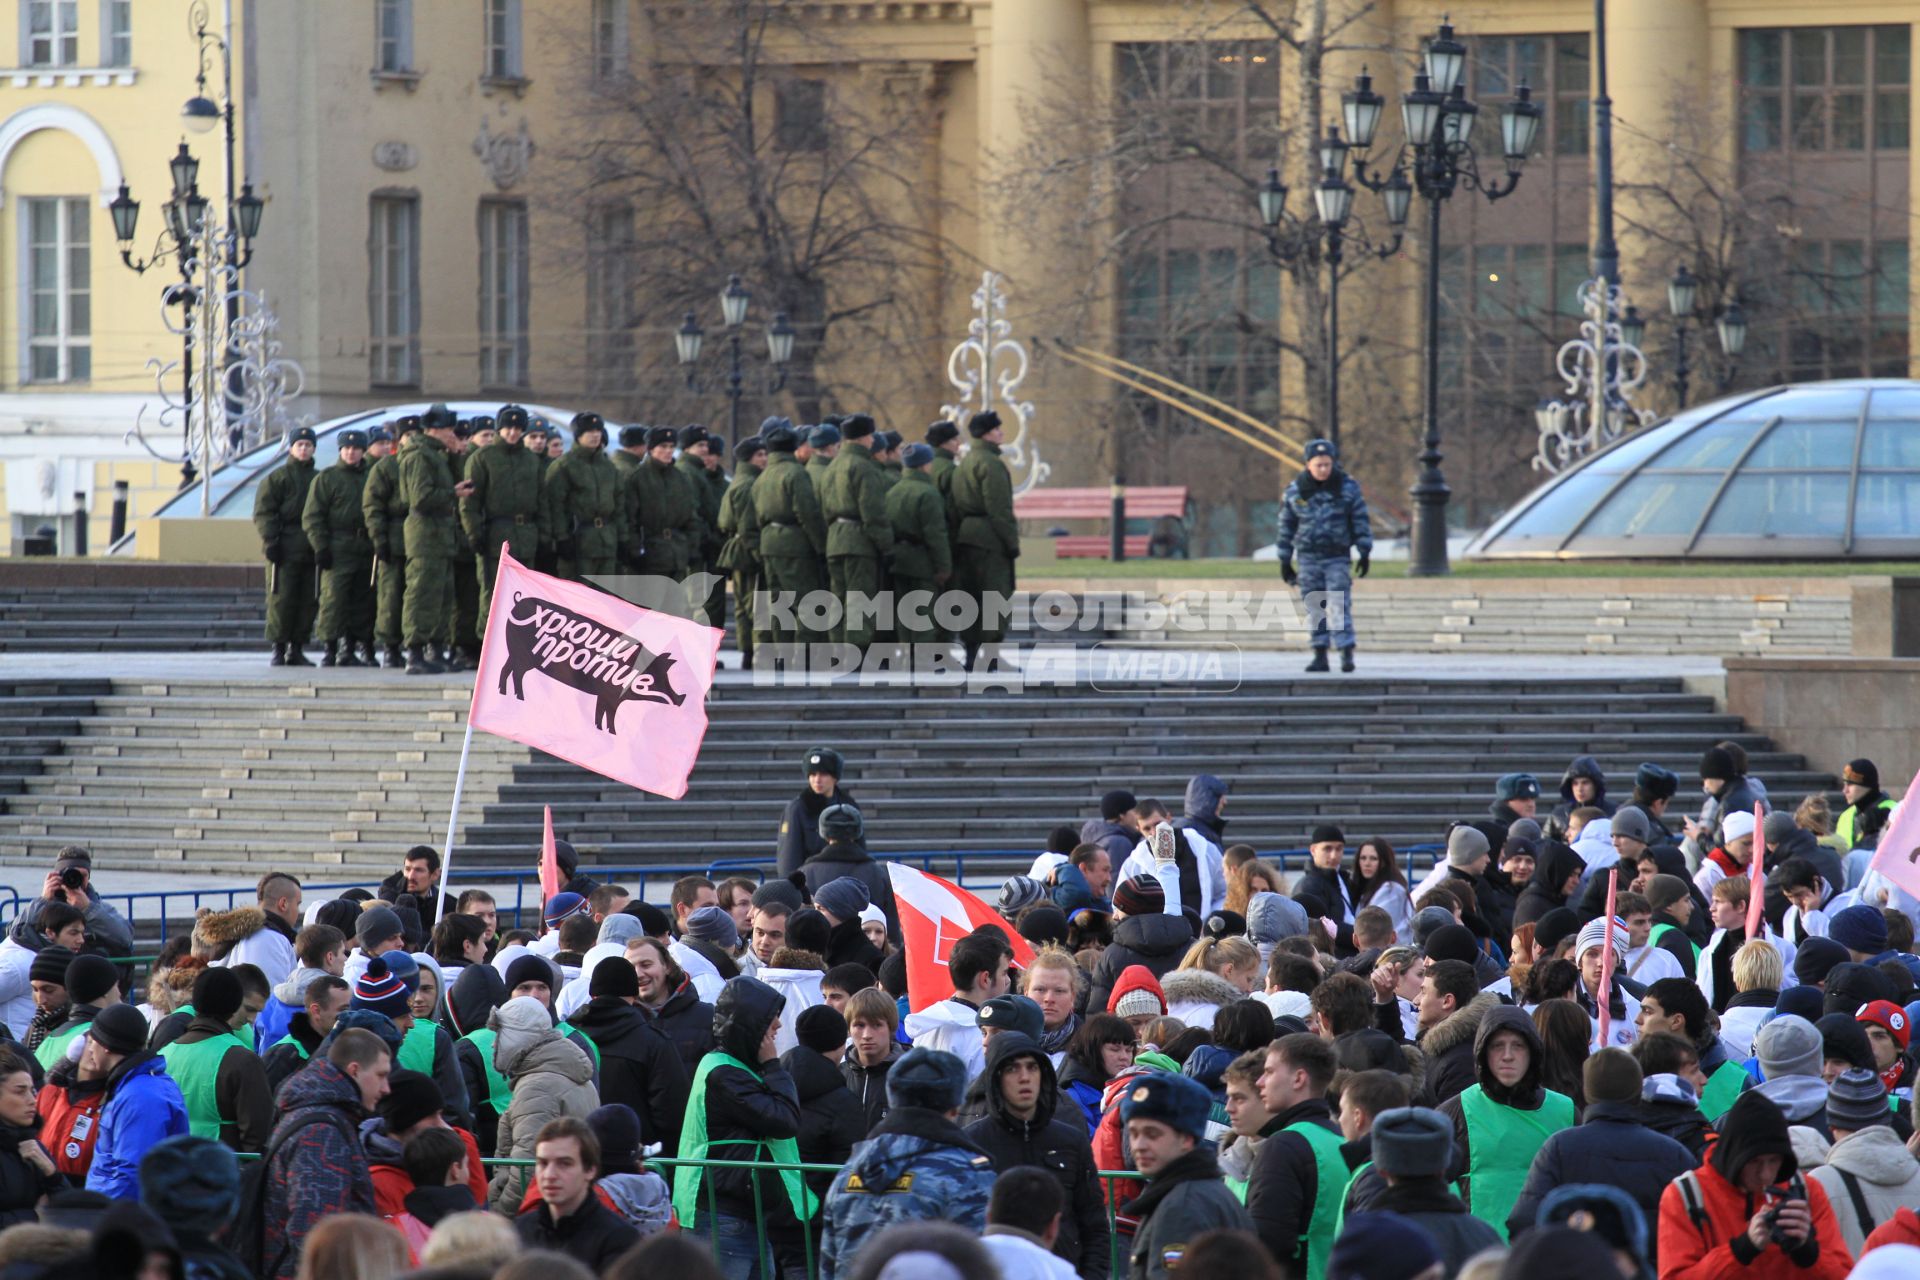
[1746,802,1767,938]
[467,546,721,800]
[1868,768,1920,901]
[539,805,561,906]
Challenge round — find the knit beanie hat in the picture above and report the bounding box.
[350,956,411,1020]
[377,1069,444,1134]
[1101,790,1138,821]
[1856,999,1912,1049]
[1831,905,1890,956]
[356,905,404,950]
[1774,986,1826,1023]
[1827,1066,1893,1131]
[685,905,740,949]
[192,967,244,1023]
[996,876,1046,918]
[1824,962,1900,1017]
[1762,810,1801,850]
[315,899,362,937]
[30,945,74,987]
[589,955,639,1000]
[796,1004,849,1054]
[626,902,674,938]
[589,1103,643,1174]
[1609,807,1654,846]
[1583,1048,1643,1104]
[1370,1106,1454,1178]
[1113,875,1166,916]
[1845,759,1882,790]
[1311,824,1346,847]
[1534,908,1582,956]
[1721,811,1757,845]
[1576,916,1629,963]
[815,877,872,923]
[1794,936,1850,986]
[1108,965,1167,1020]
[750,880,805,913]
[138,1136,239,1235]
[87,1002,149,1056]
[1646,875,1692,913]
[1411,907,1457,949]
[64,954,119,1005]
[542,892,587,929]
[786,908,831,957]
[1446,825,1490,868]
[1817,1011,1877,1071]
[886,1047,968,1111]
[1018,905,1069,950]
[1423,924,1479,966]
[379,949,421,994]
[502,953,556,996]
[1755,1014,1824,1079]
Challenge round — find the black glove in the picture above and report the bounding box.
[263,543,283,566]
[315,549,334,572]
[1280,559,1297,586]
[1355,551,1370,578]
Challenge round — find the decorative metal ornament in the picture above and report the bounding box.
[940,270,1048,493]
[1535,278,1655,474]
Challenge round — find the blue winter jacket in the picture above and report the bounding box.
[1277,468,1373,561]
[85,1052,189,1200]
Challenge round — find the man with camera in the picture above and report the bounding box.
[23,849,130,958]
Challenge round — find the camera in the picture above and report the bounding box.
[1767,1188,1805,1246]
[59,867,84,891]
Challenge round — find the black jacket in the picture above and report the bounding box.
[1246,1097,1342,1274]
[777,786,858,879]
[404,1182,478,1228]
[1292,863,1358,949]
[1416,994,1497,1106]
[262,1012,326,1097]
[1512,842,1584,929]
[647,982,717,1079]
[446,964,507,1155]
[1087,912,1192,1014]
[800,840,901,948]
[1638,1096,1711,1161]
[0,1121,59,1226]
[824,916,884,973]
[375,872,456,930]
[699,977,806,1242]
[513,1195,641,1272]
[841,1041,904,1135]
[783,1045,868,1199]
[566,996,691,1156]
[1371,1176,1502,1277]
[1505,1100,1696,1242]
[961,1034,1110,1280]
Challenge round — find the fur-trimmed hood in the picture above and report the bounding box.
[1160,968,1245,1010]
[193,905,265,950]
[1418,992,1499,1059]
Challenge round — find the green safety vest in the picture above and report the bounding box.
[160,1030,250,1141]
[235,1023,255,1051]
[1839,798,1897,850]
[672,1050,816,1226]
[399,1021,437,1075]
[1283,1119,1349,1280]
[1648,923,1701,969]
[1700,1059,1750,1123]
[555,1021,601,1072]
[461,1028,514,1117]
[1459,1084,1575,1241]
[34,1016,92,1071]
[269,1032,310,1063]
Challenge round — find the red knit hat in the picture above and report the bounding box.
[1107,964,1167,1020]
[1857,1000,1911,1049]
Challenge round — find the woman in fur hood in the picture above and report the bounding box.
[1163,937,1261,1032]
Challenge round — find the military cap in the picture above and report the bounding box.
[498,404,530,430]
[366,426,392,444]
[421,403,458,431]
[806,747,843,777]
[901,443,934,468]
[645,426,676,449]
[469,415,496,434]
[926,420,960,447]
[968,410,1002,437]
[764,422,799,451]
[809,424,841,449]
[619,425,648,448]
[678,425,708,449]
[1305,438,1336,460]
[390,414,423,436]
[977,995,1044,1040]
[288,427,317,445]
[840,413,875,440]
[760,415,793,435]
[523,420,549,439]
[452,420,473,439]
[735,436,766,461]
[1120,1072,1212,1140]
[820,413,847,429]
[819,804,864,843]
[875,430,901,453]
[337,429,368,450]
[570,412,607,440]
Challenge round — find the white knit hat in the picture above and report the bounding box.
[1114,988,1163,1021]
[1576,915,1629,962]
[1723,810,1757,844]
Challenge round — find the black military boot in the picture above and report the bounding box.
[1305,647,1330,672]
[362,642,380,667]
[268,643,286,667]
[286,643,314,667]
[383,645,405,670]
[337,641,362,668]
[1340,646,1356,673]
[319,640,338,668]
[405,645,444,675]
[442,648,469,673]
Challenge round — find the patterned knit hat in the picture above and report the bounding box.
[351,955,411,1020]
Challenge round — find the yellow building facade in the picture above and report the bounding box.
[0,0,1914,555]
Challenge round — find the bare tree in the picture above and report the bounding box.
[544,1,955,429]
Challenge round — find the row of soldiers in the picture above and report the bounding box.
[253,401,1020,674]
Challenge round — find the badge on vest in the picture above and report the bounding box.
[845,1172,916,1194]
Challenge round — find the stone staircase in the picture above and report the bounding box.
[0,587,264,652]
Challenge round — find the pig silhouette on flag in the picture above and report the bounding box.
[468,546,720,799]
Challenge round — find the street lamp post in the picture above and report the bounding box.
[674,274,795,448]
[1340,20,1541,576]
[1666,265,1749,405]
[1256,127,1409,453]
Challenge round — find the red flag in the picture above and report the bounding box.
[467,546,721,799]
[539,805,561,905]
[1597,869,1619,1047]
[1868,767,1920,901]
[1746,802,1767,938]
[887,863,1036,1013]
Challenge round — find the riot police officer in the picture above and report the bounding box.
[1277,437,1373,672]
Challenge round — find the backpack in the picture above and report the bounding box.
[225,1108,360,1275]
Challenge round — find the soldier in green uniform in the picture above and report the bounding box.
[927,420,961,504]
[873,431,904,492]
[885,443,953,666]
[675,426,725,624]
[399,406,471,675]
[539,413,627,587]
[751,421,827,660]
[524,422,551,474]
[701,439,732,632]
[363,416,417,669]
[462,404,545,627]
[301,427,375,667]
[717,430,769,668]
[949,410,1021,671]
[806,423,839,489]
[626,425,701,587]
[817,413,894,654]
[444,418,488,666]
[253,425,320,666]
[610,425,646,478]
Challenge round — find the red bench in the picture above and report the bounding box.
[1014,487,1190,560]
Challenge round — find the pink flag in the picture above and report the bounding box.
[539,805,561,904]
[1868,767,1920,901]
[1746,802,1767,938]
[467,546,721,800]
[888,863,1036,1013]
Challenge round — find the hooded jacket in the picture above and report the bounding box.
[1808,1123,1920,1257]
[1657,1090,1853,1280]
[820,1104,997,1280]
[0,1119,58,1226]
[1552,756,1617,826]
[1639,1081,1714,1162]
[1753,1071,1833,1139]
[1419,992,1499,1106]
[1246,1095,1343,1274]
[1088,914,1192,1015]
[566,996,691,1155]
[841,1039,905,1134]
[783,1044,868,1197]
[1080,817,1138,868]
[487,1008,600,1213]
[647,981,717,1078]
[446,963,507,1155]
[360,1114,487,1218]
[82,1050,187,1200]
[962,1033,1111,1279]
[800,839,903,949]
[777,783,859,878]
[195,904,298,989]
[1513,842,1585,929]
[903,996,988,1084]
[1437,1004,1564,1188]
[1160,969,1243,1034]
[1506,1098,1697,1246]
[256,963,331,1053]
[262,1057,376,1280]
[0,919,48,1040]
[694,977,807,1239]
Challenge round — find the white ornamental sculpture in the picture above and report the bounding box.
[941,270,1049,494]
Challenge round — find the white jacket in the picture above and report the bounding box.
[981,1230,1078,1280]
[903,997,986,1083]
[1809,1124,1920,1257]
[1624,945,1684,984]
[1362,881,1414,945]
[212,926,296,989]
[0,936,35,1041]
[667,940,725,1004]
[1697,926,1798,1009]
[754,966,825,1056]
[1121,828,1226,919]
[554,942,629,1021]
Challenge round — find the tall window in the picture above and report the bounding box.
[376,0,412,73]
[24,197,89,383]
[585,204,634,393]
[369,196,420,386]
[591,0,625,81]
[774,80,827,152]
[483,0,521,80]
[25,0,78,67]
[1741,26,1910,153]
[102,0,130,66]
[1469,34,1591,156]
[478,200,529,387]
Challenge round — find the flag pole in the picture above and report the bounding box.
[438,718,475,902]
[1745,801,1767,939]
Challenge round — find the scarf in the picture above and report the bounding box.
[1037,1013,1081,1056]
[24,1004,67,1052]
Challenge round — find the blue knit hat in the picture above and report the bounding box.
[138,1136,238,1235]
[351,955,411,1020]
[1119,1072,1212,1140]
[543,892,588,928]
[886,1047,969,1112]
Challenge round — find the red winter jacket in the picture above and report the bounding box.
[369,1124,488,1217]
[1657,1162,1853,1280]
[36,1080,102,1178]
[1865,1205,1920,1252]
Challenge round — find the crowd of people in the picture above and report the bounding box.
[0,748,1911,1280]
